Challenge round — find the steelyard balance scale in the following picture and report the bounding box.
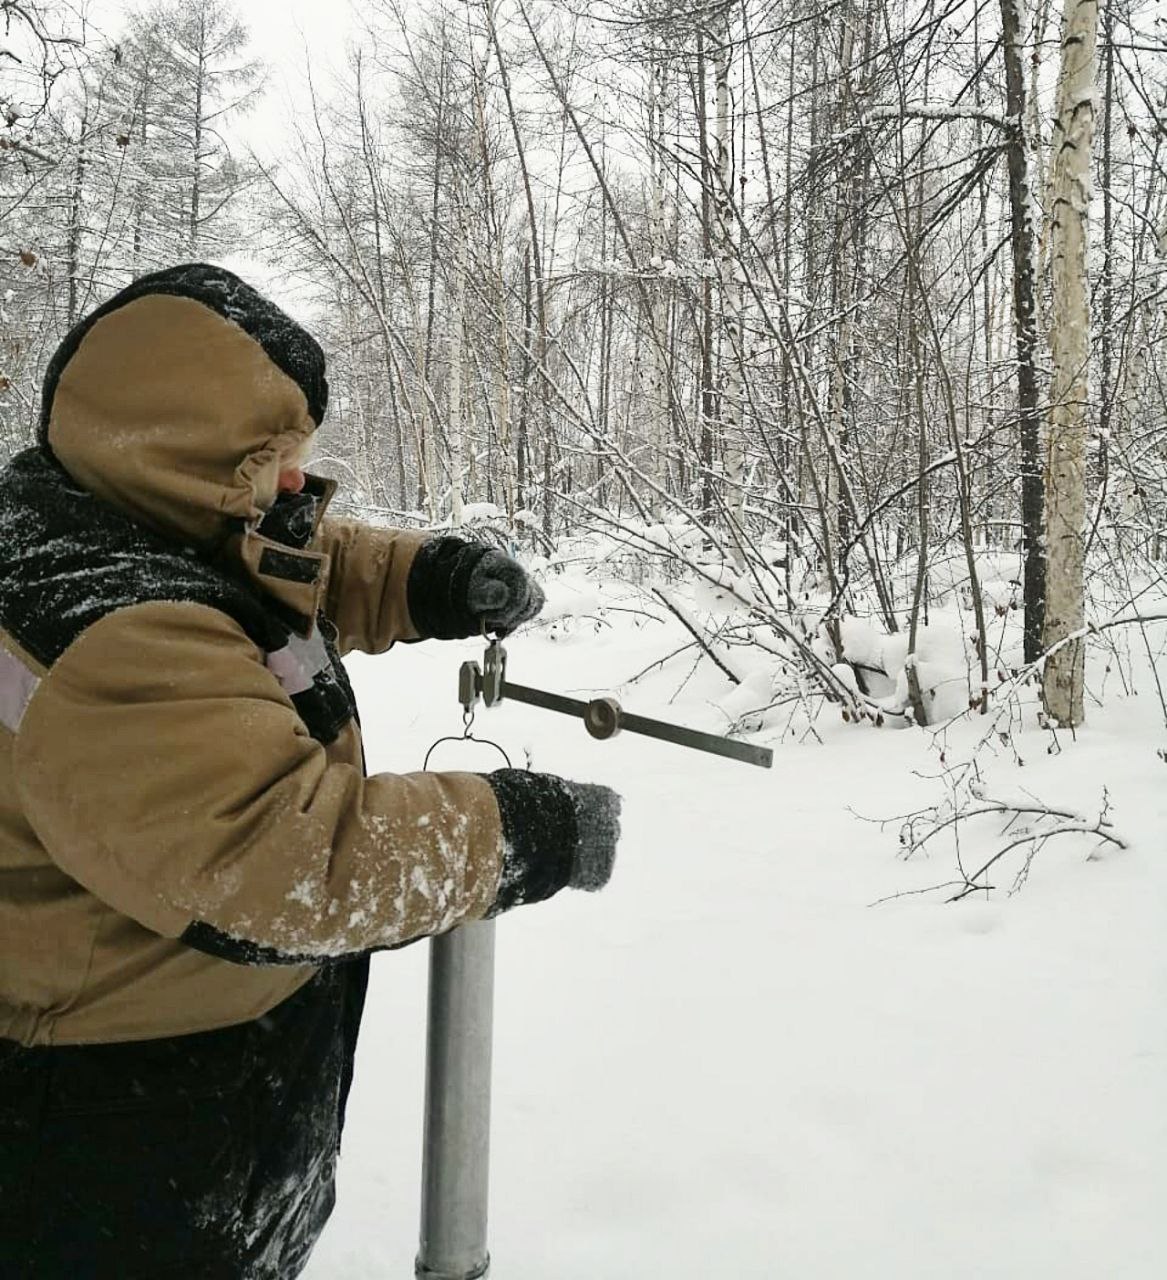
[416,640,771,1278]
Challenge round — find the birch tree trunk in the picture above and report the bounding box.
[1042,0,1098,728]
[1000,0,1046,663]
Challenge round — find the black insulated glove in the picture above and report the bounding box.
[560,781,621,891]
[407,537,545,639]
[484,769,621,916]
[466,549,545,636]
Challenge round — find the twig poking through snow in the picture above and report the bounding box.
[865,770,1127,904]
[651,588,742,685]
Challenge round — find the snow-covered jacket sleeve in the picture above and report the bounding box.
[316,517,430,655]
[12,600,507,961]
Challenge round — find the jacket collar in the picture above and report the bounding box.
[227,473,338,636]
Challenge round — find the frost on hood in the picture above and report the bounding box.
[40,262,327,549]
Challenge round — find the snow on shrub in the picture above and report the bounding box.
[841,615,973,724]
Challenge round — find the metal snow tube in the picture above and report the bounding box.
[416,919,496,1280]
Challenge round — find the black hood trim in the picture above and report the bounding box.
[39,263,329,446]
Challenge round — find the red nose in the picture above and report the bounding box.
[277,467,306,494]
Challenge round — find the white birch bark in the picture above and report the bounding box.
[1042,0,1098,727]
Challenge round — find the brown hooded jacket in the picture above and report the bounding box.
[0,274,507,1047]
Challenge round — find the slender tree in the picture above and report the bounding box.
[1001,0,1046,662]
[1042,0,1099,727]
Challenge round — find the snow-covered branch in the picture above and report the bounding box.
[863,103,1010,131]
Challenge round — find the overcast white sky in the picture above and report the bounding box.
[230,0,354,150]
[84,0,356,153]
[83,0,350,60]
[234,0,353,67]
[75,0,360,312]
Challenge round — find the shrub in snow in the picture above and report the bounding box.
[841,615,973,725]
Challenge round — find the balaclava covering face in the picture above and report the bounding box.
[256,480,327,550]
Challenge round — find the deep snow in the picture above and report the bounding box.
[304,615,1166,1280]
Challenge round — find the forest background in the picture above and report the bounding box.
[3,0,1166,751]
[5,8,1167,1271]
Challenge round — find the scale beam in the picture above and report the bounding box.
[459,642,773,770]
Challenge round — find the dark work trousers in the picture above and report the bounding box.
[0,958,369,1279]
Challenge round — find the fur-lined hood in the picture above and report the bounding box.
[40,263,336,626]
[41,263,328,548]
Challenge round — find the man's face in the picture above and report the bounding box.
[277,464,306,495]
[274,438,311,498]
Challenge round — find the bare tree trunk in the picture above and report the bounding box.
[131,61,151,270]
[66,105,89,326]
[355,54,391,499]
[189,9,206,253]
[713,4,744,561]
[598,171,614,507]
[486,0,551,535]
[647,45,670,507]
[418,44,447,518]
[386,358,408,508]
[1042,0,1098,728]
[696,28,717,527]
[1097,1,1114,468]
[826,1,857,566]
[517,245,531,511]
[447,192,467,527]
[905,273,931,727]
[1001,0,1046,662]
[782,21,798,575]
[1031,0,1056,315]
[491,261,512,518]
[470,33,513,522]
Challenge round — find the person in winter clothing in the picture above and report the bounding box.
[0,264,621,1279]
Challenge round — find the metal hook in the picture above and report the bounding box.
[423,734,512,771]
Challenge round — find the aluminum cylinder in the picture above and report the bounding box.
[415,919,496,1280]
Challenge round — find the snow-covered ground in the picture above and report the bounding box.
[304,613,1167,1280]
